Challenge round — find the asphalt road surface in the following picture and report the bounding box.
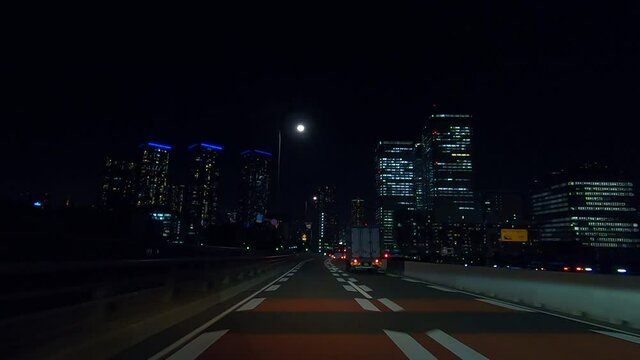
[116,257,640,360]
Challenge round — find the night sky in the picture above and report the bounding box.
[2,2,639,223]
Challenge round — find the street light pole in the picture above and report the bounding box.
[275,123,305,214]
[277,129,282,206]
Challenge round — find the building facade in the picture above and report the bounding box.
[312,185,338,253]
[100,158,137,210]
[136,142,171,208]
[239,150,272,225]
[375,141,416,249]
[350,198,366,227]
[531,168,639,249]
[185,143,223,240]
[422,114,478,223]
[421,114,482,263]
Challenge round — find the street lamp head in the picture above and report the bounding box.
[296,124,305,133]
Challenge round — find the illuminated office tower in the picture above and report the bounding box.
[422,114,479,222]
[136,142,171,208]
[422,114,482,263]
[185,143,222,239]
[351,198,366,227]
[239,150,272,225]
[375,141,416,249]
[531,165,639,249]
[100,158,137,210]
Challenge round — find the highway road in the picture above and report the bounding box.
[116,257,640,359]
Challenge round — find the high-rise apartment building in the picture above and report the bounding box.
[100,158,137,210]
[136,142,171,208]
[185,143,222,239]
[239,150,272,225]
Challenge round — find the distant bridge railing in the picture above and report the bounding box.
[389,259,640,330]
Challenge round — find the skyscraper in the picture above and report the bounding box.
[531,166,640,250]
[421,114,482,263]
[312,185,338,253]
[100,158,137,210]
[422,114,478,222]
[239,150,272,225]
[350,198,366,227]
[136,142,171,208]
[375,141,416,249]
[414,142,427,211]
[185,143,222,239]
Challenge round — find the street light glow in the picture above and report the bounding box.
[296,124,305,132]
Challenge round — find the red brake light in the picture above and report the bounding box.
[384,253,389,258]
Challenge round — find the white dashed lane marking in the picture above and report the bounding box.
[378,298,404,312]
[336,278,346,282]
[426,329,489,360]
[166,330,228,360]
[355,298,380,312]
[264,285,280,292]
[348,281,372,299]
[384,330,437,360]
[236,298,265,312]
[343,285,357,292]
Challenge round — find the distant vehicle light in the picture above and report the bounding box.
[540,267,546,271]
[617,268,627,274]
[33,201,42,207]
[576,267,583,271]
[493,265,498,268]
[384,253,389,258]
[562,266,570,271]
[584,267,592,272]
[464,264,468,267]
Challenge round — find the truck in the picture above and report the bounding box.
[347,227,382,272]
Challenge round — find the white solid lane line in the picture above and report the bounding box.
[428,285,459,293]
[401,277,423,283]
[591,330,640,345]
[383,330,437,360]
[236,298,266,311]
[427,329,489,360]
[148,259,311,360]
[476,298,534,312]
[347,281,372,299]
[343,285,357,292]
[355,298,380,311]
[166,330,228,360]
[359,285,373,292]
[378,298,404,312]
[265,285,280,292]
[278,277,289,282]
[336,278,346,282]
